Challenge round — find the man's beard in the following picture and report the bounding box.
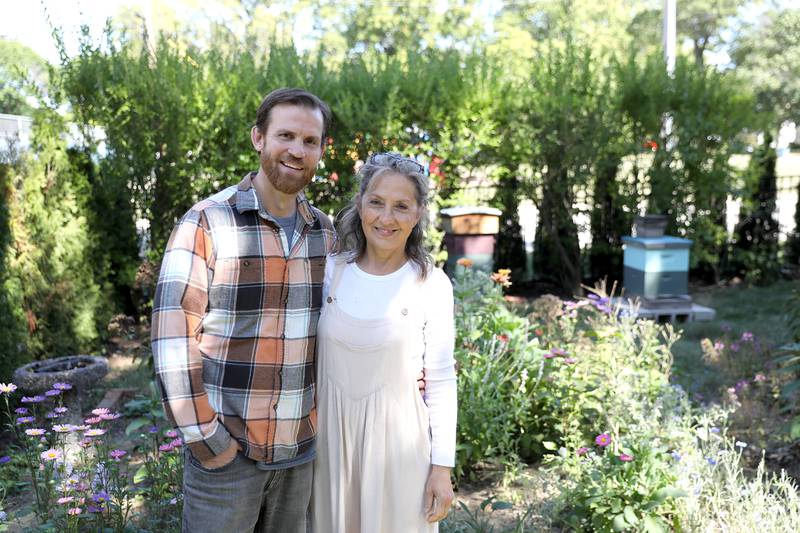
[262,153,315,195]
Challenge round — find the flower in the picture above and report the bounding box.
[496,334,509,343]
[595,433,611,447]
[14,407,28,415]
[57,496,74,505]
[741,331,754,342]
[619,454,634,462]
[54,407,68,414]
[0,510,6,521]
[735,441,748,448]
[533,328,544,336]
[754,373,767,382]
[16,416,35,424]
[576,447,589,456]
[670,451,681,461]
[91,408,110,416]
[52,424,73,433]
[84,429,106,437]
[159,443,174,453]
[92,491,110,504]
[25,428,46,436]
[713,341,725,351]
[456,257,473,268]
[0,383,17,394]
[490,269,512,288]
[543,352,556,359]
[165,429,179,439]
[45,412,59,419]
[564,357,577,364]
[709,427,720,434]
[100,412,121,420]
[21,395,45,403]
[45,389,61,397]
[730,342,741,353]
[84,417,102,425]
[67,507,82,516]
[0,455,11,465]
[40,449,62,461]
[170,438,183,448]
[87,504,104,513]
[148,426,159,433]
[706,457,717,466]
[79,438,93,448]
[53,382,73,390]
[109,449,127,461]
[551,348,567,356]
[643,139,658,151]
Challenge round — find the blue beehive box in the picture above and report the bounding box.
[621,236,692,301]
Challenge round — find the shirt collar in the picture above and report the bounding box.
[236,172,316,225]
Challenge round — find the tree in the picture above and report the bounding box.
[0,39,48,115]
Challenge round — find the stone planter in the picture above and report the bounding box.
[633,214,669,238]
[13,355,108,394]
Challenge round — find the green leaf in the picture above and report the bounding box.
[612,513,629,531]
[642,515,667,533]
[491,501,513,511]
[623,506,638,525]
[125,417,151,436]
[542,441,557,450]
[132,464,148,484]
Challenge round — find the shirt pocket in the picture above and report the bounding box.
[209,258,265,310]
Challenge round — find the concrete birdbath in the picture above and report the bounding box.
[12,355,108,412]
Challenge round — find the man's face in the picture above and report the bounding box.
[251,104,325,195]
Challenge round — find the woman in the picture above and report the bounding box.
[313,152,457,532]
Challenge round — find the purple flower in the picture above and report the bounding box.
[54,407,68,414]
[53,382,72,391]
[40,448,62,461]
[0,455,11,465]
[148,426,159,434]
[16,416,35,424]
[706,457,717,466]
[713,341,725,351]
[595,433,611,447]
[741,332,754,342]
[21,395,45,403]
[165,429,179,439]
[87,504,104,513]
[14,407,28,415]
[564,358,577,364]
[576,447,589,456]
[619,454,634,462]
[44,389,61,397]
[730,343,741,353]
[92,491,110,504]
[551,348,567,356]
[754,373,767,382]
[670,451,681,461]
[109,449,127,461]
[543,353,556,359]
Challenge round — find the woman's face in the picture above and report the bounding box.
[358,171,421,259]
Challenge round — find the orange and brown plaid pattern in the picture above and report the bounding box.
[152,174,334,463]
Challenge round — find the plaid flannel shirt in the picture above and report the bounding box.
[152,173,335,463]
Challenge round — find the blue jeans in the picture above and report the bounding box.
[182,448,313,533]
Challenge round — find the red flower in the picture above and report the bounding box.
[643,140,658,151]
[329,172,339,183]
[496,334,509,343]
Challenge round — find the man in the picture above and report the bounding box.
[152,88,334,532]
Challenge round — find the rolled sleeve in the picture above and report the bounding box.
[151,210,232,461]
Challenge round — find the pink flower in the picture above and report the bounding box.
[109,449,127,461]
[551,348,568,356]
[543,353,556,359]
[170,438,183,448]
[84,429,106,437]
[25,428,46,437]
[99,412,121,421]
[741,332,754,342]
[619,454,634,462]
[57,496,74,505]
[754,373,767,382]
[67,507,82,516]
[92,408,111,416]
[84,417,102,425]
[576,447,589,456]
[159,443,174,453]
[595,433,611,447]
[564,358,577,364]
[40,449,62,461]
[165,430,179,439]
[714,341,725,351]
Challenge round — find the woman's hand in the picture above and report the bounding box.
[424,465,454,523]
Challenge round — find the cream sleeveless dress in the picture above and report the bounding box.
[312,258,436,533]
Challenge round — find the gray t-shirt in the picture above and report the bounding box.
[273,211,297,251]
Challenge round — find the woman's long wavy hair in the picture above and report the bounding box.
[334,152,432,280]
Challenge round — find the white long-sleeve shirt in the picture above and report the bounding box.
[322,255,458,467]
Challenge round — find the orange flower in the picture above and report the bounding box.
[490,268,512,287]
[643,140,658,151]
[456,257,473,268]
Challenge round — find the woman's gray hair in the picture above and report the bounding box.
[334,152,432,279]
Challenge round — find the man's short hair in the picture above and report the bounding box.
[255,88,332,141]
